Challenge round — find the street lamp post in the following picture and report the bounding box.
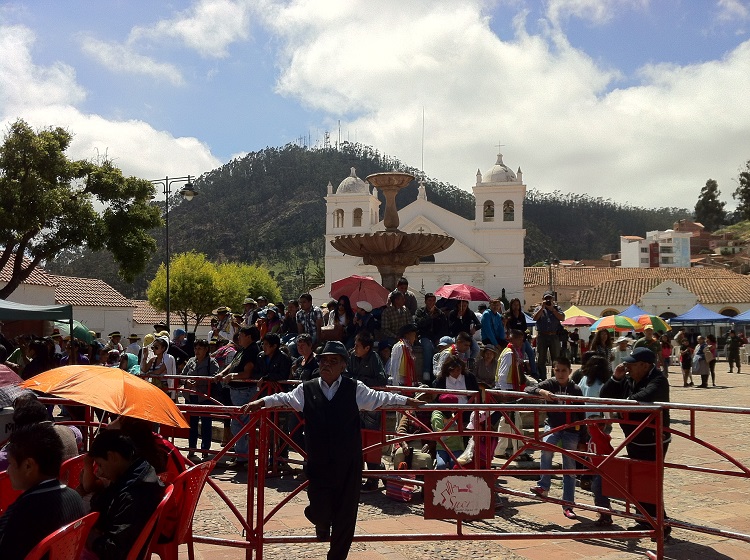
[149,176,199,330]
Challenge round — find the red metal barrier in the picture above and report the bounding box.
[35,385,750,560]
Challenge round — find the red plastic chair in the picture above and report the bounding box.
[59,453,86,490]
[24,511,99,560]
[125,484,174,560]
[149,461,214,560]
[0,469,22,515]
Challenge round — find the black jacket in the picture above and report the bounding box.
[0,479,85,560]
[90,458,164,560]
[600,366,670,446]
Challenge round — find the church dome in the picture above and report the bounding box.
[482,153,516,183]
[336,167,370,194]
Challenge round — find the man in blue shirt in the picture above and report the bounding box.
[481,298,507,348]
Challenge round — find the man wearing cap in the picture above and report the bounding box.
[352,301,374,337]
[242,297,259,327]
[212,307,232,342]
[633,326,663,370]
[125,334,141,356]
[105,332,124,354]
[600,347,671,537]
[414,293,448,382]
[243,341,423,560]
[532,291,565,379]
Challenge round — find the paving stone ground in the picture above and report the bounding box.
[180,362,750,560]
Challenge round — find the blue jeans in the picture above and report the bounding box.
[538,427,579,507]
[420,337,435,377]
[591,474,611,509]
[436,449,457,470]
[187,394,213,451]
[229,386,257,463]
[523,339,537,376]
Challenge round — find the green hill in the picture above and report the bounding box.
[47,142,691,299]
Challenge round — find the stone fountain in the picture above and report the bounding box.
[330,172,454,291]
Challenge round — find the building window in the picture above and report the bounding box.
[601,308,619,316]
[640,247,649,253]
[419,255,436,263]
[502,200,514,221]
[353,208,363,227]
[483,201,494,222]
[720,307,739,317]
[334,209,344,228]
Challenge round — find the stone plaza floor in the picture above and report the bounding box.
[182,362,750,559]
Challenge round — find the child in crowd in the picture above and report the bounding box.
[526,356,584,519]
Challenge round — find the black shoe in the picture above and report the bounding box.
[361,480,379,493]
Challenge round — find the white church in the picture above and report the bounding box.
[312,151,527,304]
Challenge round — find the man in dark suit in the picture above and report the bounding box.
[0,423,86,559]
[244,341,423,560]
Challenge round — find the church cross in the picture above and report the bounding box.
[496,141,505,153]
[417,226,426,234]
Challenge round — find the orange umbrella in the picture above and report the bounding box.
[21,365,189,428]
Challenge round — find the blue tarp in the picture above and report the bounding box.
[524,312,536,327]
[617,304,648,319]
[669,304,736,324]
[731,308,750,322]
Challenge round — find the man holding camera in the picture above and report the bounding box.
[532,291,565,380]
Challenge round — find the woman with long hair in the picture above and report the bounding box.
[660,334,673,377]
[505,298,537,379]
[590,329,613,371]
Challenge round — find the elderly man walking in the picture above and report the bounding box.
[244,341,422,559]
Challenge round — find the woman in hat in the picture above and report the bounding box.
[475,344,499,388]
[612,336,632,367]
[141,336,176,397]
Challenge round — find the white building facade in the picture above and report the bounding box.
[620,230,692,268]
[316,152,526,303]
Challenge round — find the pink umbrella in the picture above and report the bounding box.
[330,275,390,310]
[434,283,491,302]
[561,315,597,327]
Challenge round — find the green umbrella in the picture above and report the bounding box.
[53,320,94,344]
[590,315,642,332]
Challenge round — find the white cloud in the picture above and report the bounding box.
[129,0,254,58]
[258,0,750,208]
[0,25,85,109]
[716,0,750,23]
[0,24,220,181]
[79,35,184,85]
[545,0,649,28]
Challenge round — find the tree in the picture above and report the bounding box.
[146,253,281,332]
[146,252,219,331]
[732,160,750,221]
[695,178,726,231]
[0,119,161,298]
[216,262,282,311]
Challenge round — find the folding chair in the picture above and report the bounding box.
[150,461,214,560]
[25,511,99,560]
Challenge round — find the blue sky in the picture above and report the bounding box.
[2,0,750,209]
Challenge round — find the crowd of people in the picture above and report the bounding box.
[0,284,746,558]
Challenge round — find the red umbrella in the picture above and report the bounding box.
[561,315,597,327]
[330,275,390,310]
[434,283,491,302]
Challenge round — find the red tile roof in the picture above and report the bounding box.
[49,274,134,307]
[0,257,57,287]
[523,266,750,306]
[132,300,212,328]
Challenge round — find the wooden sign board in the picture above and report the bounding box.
[423,472,496,519]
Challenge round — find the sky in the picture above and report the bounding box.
[2,0,750,210]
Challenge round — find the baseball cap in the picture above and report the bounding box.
[622,347,656,364]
